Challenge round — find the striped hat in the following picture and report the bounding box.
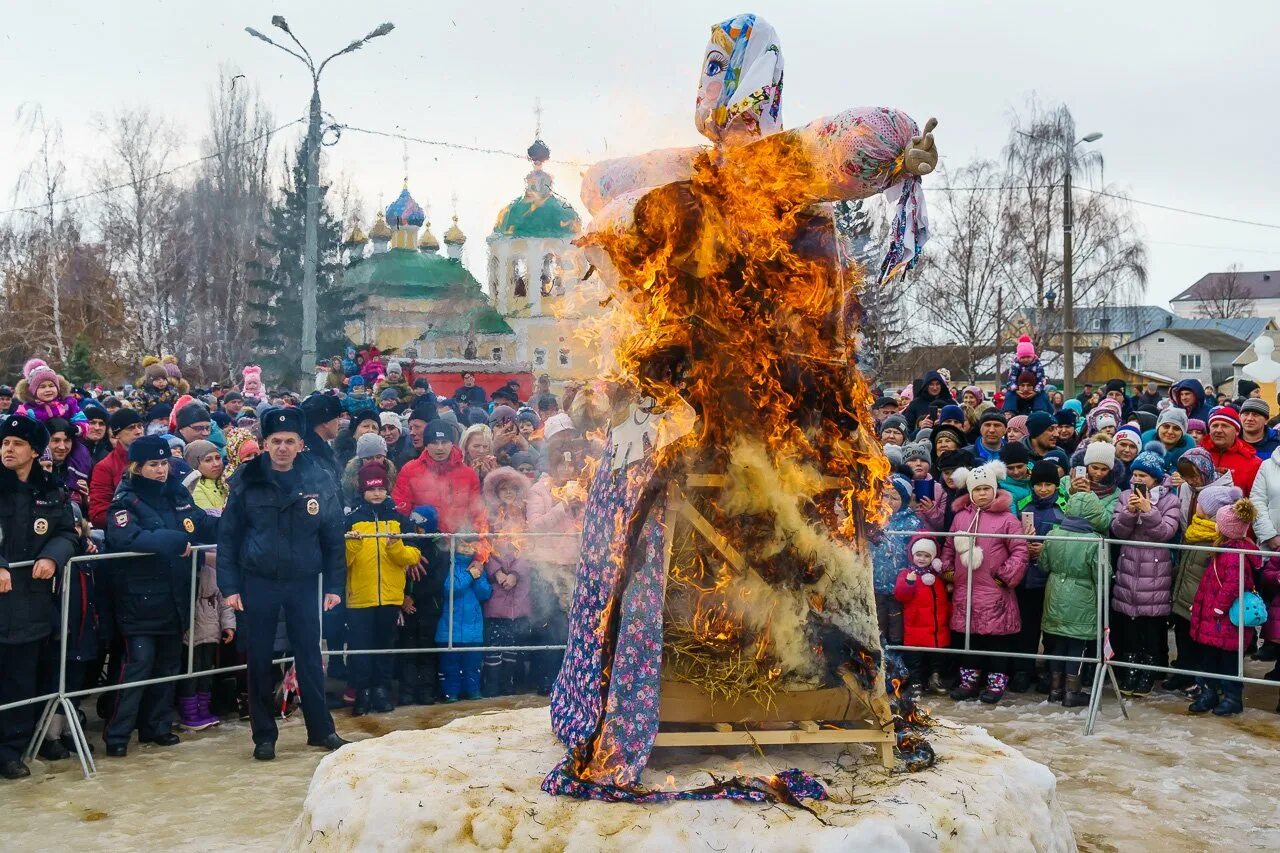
[1208,406,1242,433]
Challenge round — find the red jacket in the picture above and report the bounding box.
[89,442,128,528]
[1190,539,1261,651]
[392,446,486,537]
[1199,435,1261,495]
[894,566,951,648]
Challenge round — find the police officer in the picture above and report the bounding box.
[217,407,347,761]
[0,415,79,779]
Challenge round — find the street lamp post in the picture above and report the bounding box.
[246,17,394,386]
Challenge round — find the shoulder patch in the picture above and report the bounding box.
[113,510,130,528]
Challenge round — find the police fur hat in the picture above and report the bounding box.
[0,413,49,455]
[261,406,306,439]
[300,392,343,427]
[128,434,172,464]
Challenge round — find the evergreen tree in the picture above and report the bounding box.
[63,334,96,386]
[833,199,907,380]
[246,145,363,389]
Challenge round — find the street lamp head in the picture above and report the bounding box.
[1081,132,1103,143]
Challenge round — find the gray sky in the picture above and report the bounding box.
[3,0,1279,307]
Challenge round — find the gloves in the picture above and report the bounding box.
[921,573,936,586]
[906,571,918,583]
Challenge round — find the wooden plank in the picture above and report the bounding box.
[685,474,727,488]
[653,728,895,748]
[659,680,867,724]
[713,723,732,733]
[675,500,748,574]
[798,720,819,733]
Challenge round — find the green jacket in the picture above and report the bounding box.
[1056,476,1121,528]
[1040,493,1109,640]
[1171,548,1215,621]
[999,477,1032,511]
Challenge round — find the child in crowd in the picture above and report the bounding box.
[1187,419,1207,444]
[997,442,1032,510]
[942,460,1028,704]
[1002,336,1048,412]
[1109,451,1181,696]
[1039,492,1108,707]
[343,376,377,416]
[481,467,532,696]
[1060,439,1124,526]
[1011,460,1065,693]
[435,534,492,702]
[871,477,918,647]
[14,358,80,422]
[344,463,422,716]
[894,537,950,694]
[1188,499,1261,716]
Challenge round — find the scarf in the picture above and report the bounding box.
[1184,514,1218,544]
[695,14,784,144]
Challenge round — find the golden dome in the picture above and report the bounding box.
[369,212,393,240]
[443,214,466,246]
[418,222,440,252]
[345,223,368,244]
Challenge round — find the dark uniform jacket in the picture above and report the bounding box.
[216,453,345,599]
[106,475,219,636]
[0,466,80,644]
[304,430,342,489]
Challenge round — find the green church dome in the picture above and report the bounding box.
[344,248,483,299]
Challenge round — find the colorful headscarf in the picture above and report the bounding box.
[694,13,784,144]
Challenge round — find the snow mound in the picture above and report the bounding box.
[287,706,1075,852]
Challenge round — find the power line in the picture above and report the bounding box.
[0,117,305,218]
[1147,239,1280,256]
[336,123,588,168]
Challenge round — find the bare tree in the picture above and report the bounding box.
[1193,263,1257,319]
[914,160,1011,379]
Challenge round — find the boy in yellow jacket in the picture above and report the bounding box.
[345,462,422,716]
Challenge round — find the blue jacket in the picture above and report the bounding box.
[1249,427,1280,462]
[1169,379,1211,424]
[1022,493,1064,590]
[1140,428,1196,470]
[871,507,919,595]
[343,394,376,417]
[435,552,493,644]
[216,453,346,598]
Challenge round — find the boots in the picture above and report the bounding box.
[1188,679,1219,713]
[352,689,372,717]
[927,672,947,696]
[1117,655,1139,695]
[1130,655,1157,696]
[1162,672,1195,692]
[1008,670,1033,694]
[370,686,395,714]
[1048,672,1065,702]
[1035,672,1052,694]
[1062,673,1090,707]
[979,672,1008,704]
[949,668,981,701]
[178,695,215,731]
[1212,682,1244,716]
[195,692,221,728]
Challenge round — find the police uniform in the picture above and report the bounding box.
[0,415,78,775]
[102,435,218,752]
[217,408,345,750]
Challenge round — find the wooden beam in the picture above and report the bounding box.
[653,728,895,748]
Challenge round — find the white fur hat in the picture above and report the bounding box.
[951,460,1007,496]
[910,538,937,559]
[1083,440,1116,470]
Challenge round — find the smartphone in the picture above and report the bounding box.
[1134,483,1149,499]
[1021,511,1036,534]
[913,478,934,503]
[1074,466,1086,480]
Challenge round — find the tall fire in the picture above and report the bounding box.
[545,12,938,804]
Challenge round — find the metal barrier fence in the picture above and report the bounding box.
[7,526,1276,780]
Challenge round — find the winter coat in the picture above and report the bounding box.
[1039,494,1109,640]
[940,491,1028,636]
[343,393,377,417]
[1169,378,1212,425]
[1259,558,1280,643]
[190,564,235,645]
[50,441,94,514]
[393,446,486,537]
[525,474,584,566]
[1198,435,1261,495]
[871,507,919,595]
[373,378,412,402]
[1250,456,1280,547]
[344,498,422,609]
[106,475,219,636]
[1004,358,1047,393]
[88,442,130,529]
[1139,428,1195,471]
[894,565,950,648]
[15,396,80,423]
[1022,493,1065,590]
[185,473,228,513]
[1189,541,1261,651]
[304,430,343,489]
[0,466,79,644]
[435,552,493,644]
[1248,428,1280,462]
[452,385,488,408]
[1171,514,1219,620]
[341,457,398,509]
[901,370,956,431]
[998,477,1031,510]
[216,453,346,598]
[1109,487,1181,617]
[483,553,533,620]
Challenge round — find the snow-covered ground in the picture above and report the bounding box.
[1,681,1277,851]
[288,705,1073,851]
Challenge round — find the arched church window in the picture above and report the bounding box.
[491,347,503,362]
[513,258,528,298]
[540,253,562,297]
[533,347,547,367]
[558,347,570,367]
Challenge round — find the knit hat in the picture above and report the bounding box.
[880,414,908,435]
[1042,448,1071,472]
[81,403,109,424]
[386,360,403,376]
[978,409,1006,427]
[1016,369,1038,386]
[1208,406,1242,433]
[1007,415,1028,435]
[379,388,401,401]
[182,439,218,470]
[1241,398,1271,418]
[883,443,904,469]
[128,434,171,463]
[356,433,388,460]
[1128,451,1166,481]
[1093,413,1117,431]
[379,411,403,430]
[413,378,431,390]
[1015,335,1036,359]
[1083,440,1116,470]
[937,449,975,473]
[508,449,539,470]
[931,425,966,453]
[902,441,931,465]
[358,461,389,493]
[1156,407,1188,432]
[1104,378,1127,395]
[1187,418,1207,434]
[1238,379,1260,398]
[962,385,984,403]
[998,441,1028,468]
[0,413,49,454]
[1114,425,1142,449]
[175,402,211,430]
[109,408,143,433]
[1026,411,1054,440]
[1198,483,1243,517]
[951,460,1006,495]
[423,419,453,444]
[1030,459,1061,487]
[163,433,185,452]
[938,404,965,424]
[1053,410,1075,427]
[24,358,59,391]
[910,537,937,560]
[543,412,576,441]
[1216,498,1257,540]
[349,375,365,388]
[888,474,912,507]
[489,405,518,427]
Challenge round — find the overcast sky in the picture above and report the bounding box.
[3,0,1279,308]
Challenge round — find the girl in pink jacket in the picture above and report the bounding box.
[940,460,1029,704]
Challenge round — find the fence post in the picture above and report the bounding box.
[187,548,199,677]
[447,534,456,650]
[1238,550,1246,680]
[963,530,973,653]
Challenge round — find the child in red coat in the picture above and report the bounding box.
[894,537,952,695]
[1188,498,1261,716]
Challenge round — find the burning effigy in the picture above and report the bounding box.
[543,13,939,804]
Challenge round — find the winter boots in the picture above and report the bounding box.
[1212,682,1244,716]
[370,686,395,714]
[1048,672,1065,703]
[178,694,218,731]
[1062,674,1090,708]
[352,689,372,717]
[979,672,1008,704]
[1128,656,1157,696]
[1008,670,1033,694]
[1188,679,1220,714]
[949,668,981,701]
[927,672,948,696]
[196,692,220,727]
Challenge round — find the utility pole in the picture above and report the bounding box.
[1059,131,1103,398]
[246,16,394,386]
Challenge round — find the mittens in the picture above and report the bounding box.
[922,573,936,586]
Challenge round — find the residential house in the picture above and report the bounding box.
[1170,269,1280,319]
[1113,327,1256,389]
